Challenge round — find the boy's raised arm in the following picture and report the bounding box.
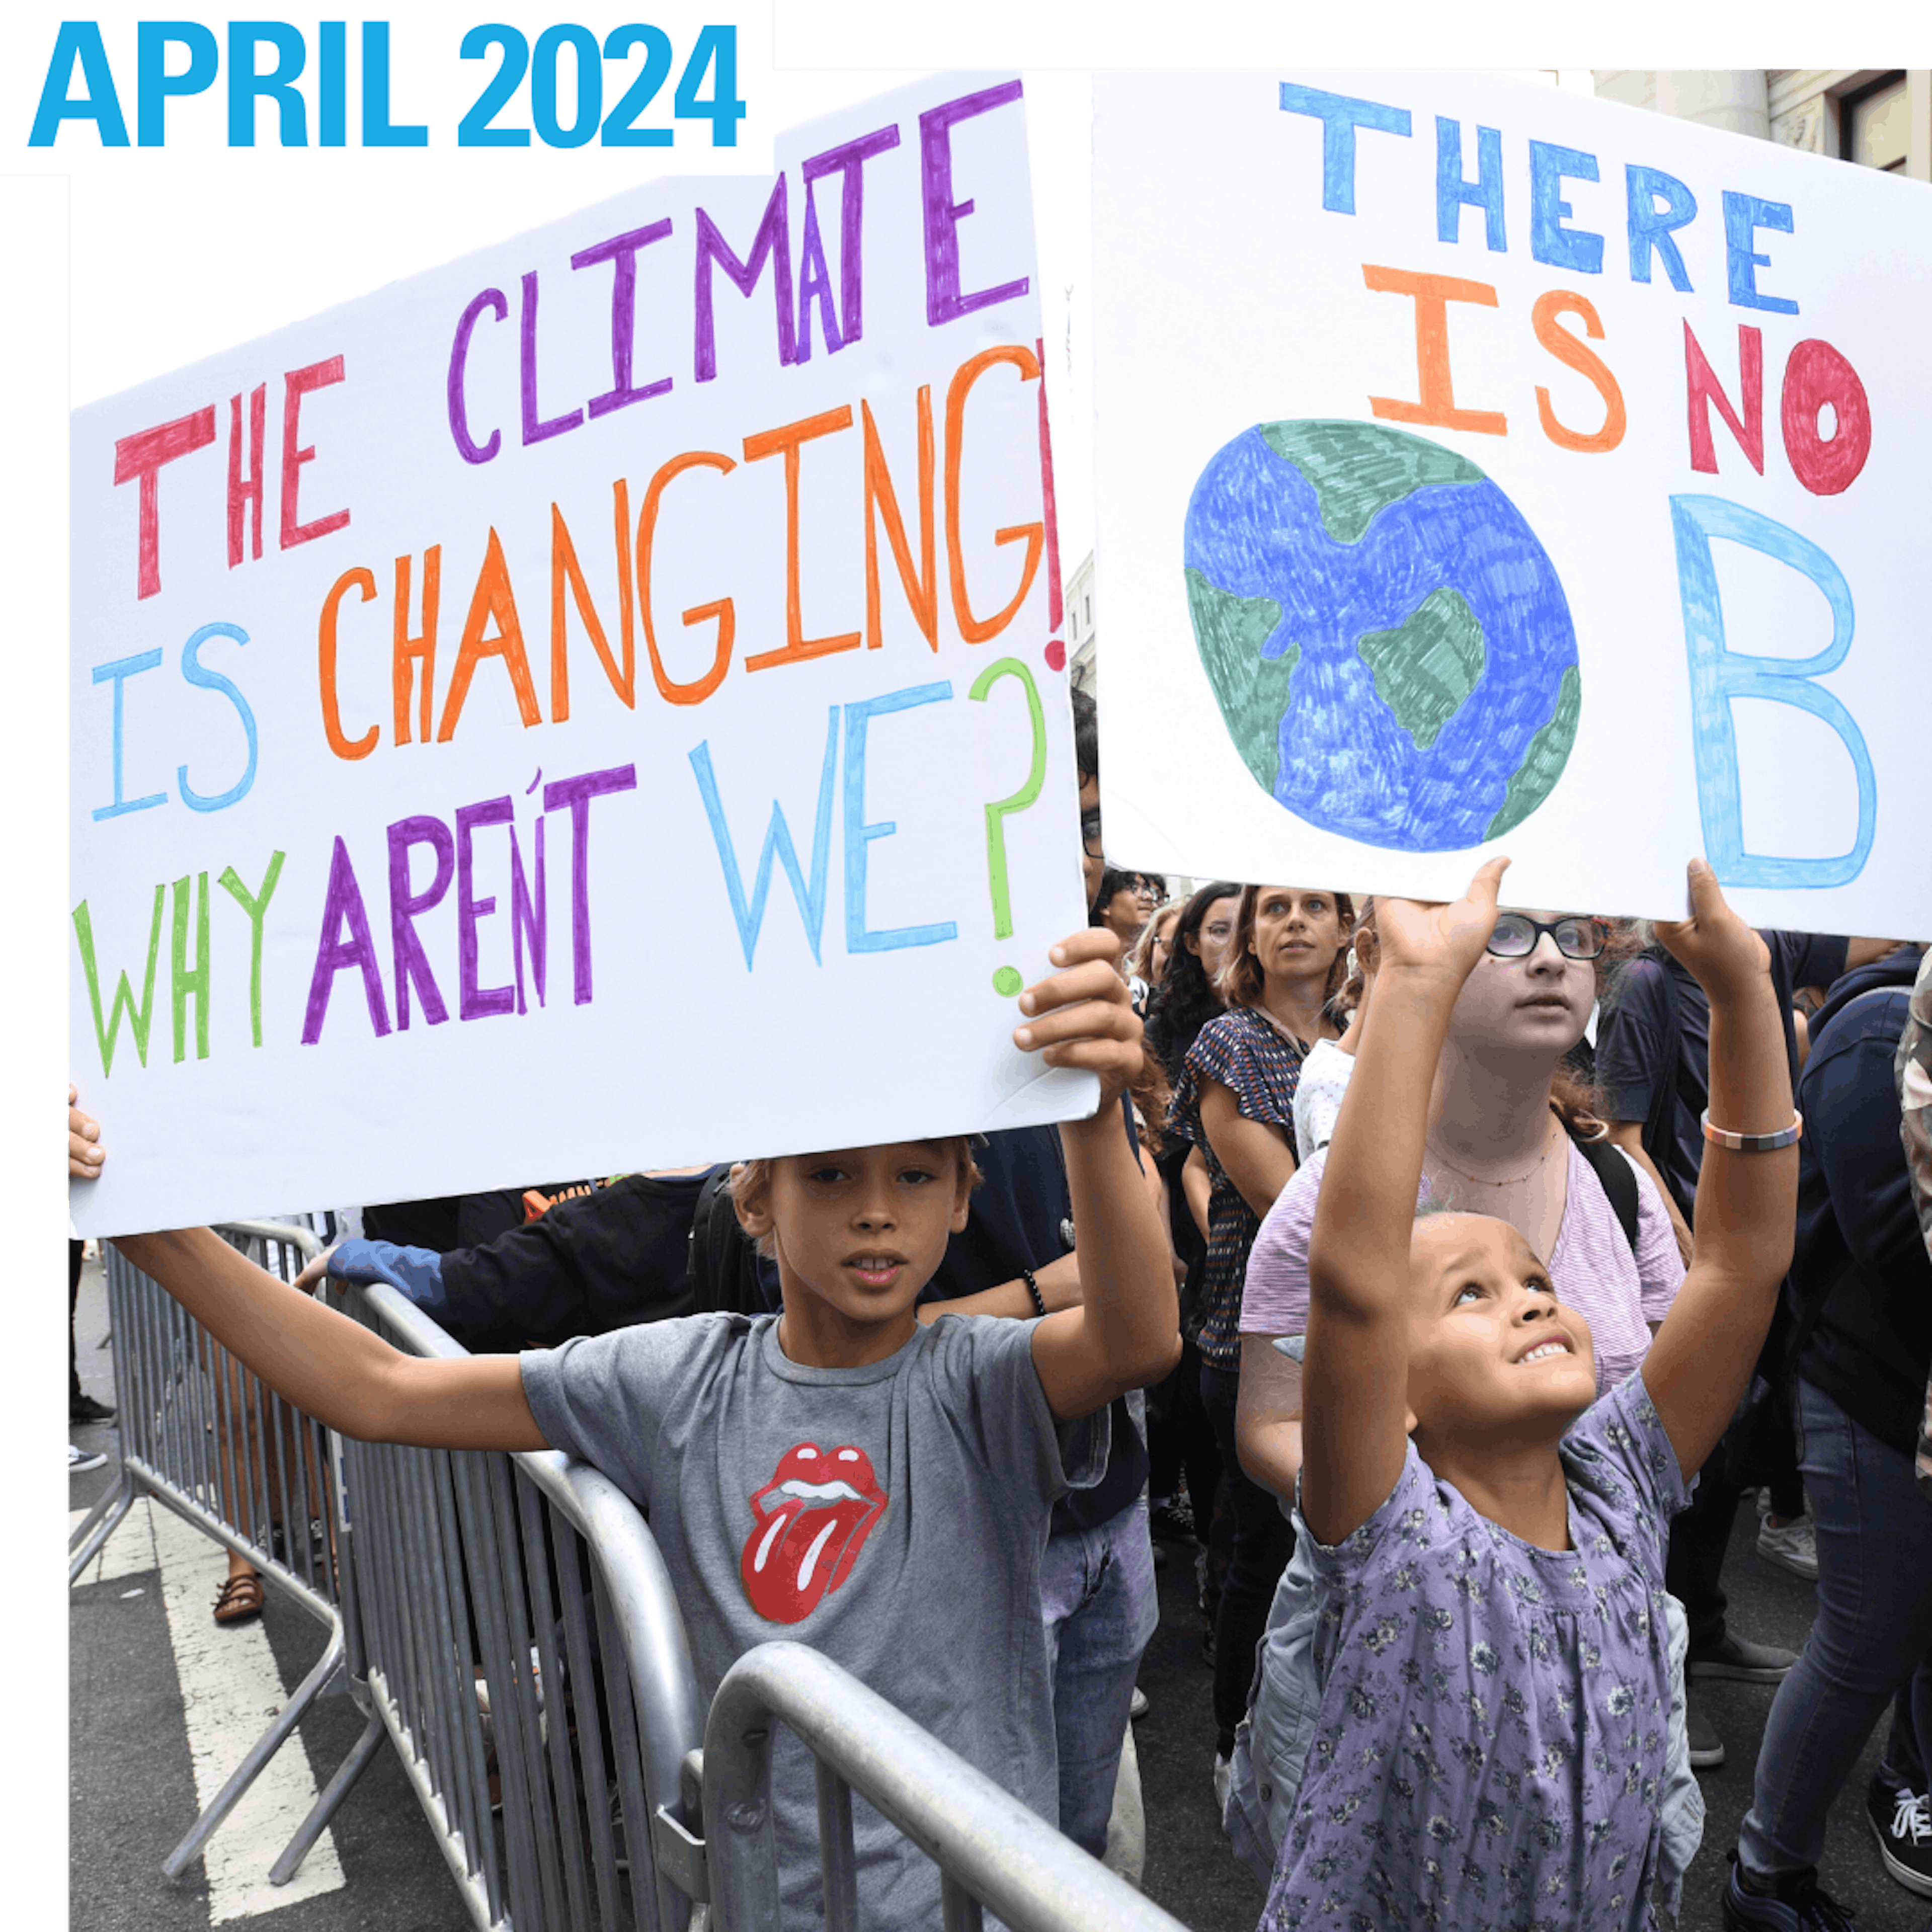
[1301,860,1508,1547]
[1017,930,1182,1421]
[111,1227,548,1452]
[1637,861,1798,1482]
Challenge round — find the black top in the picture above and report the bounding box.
[1791,959,1931,1460]
[1596,930,1848,1217]
[919,1120,1150,1535]
[433,1171,716,1350]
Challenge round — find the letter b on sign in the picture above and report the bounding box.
[1669,495,1876,889]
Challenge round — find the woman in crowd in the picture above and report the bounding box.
[1126,898,1182,1015]
[1141,883,1242,1570]
[1144,883,1241,1085]
[1169,884,1353,1788]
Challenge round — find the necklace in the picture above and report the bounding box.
[1427,1114,1560,1189]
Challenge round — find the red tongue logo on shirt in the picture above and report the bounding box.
[740,1443,888,1624]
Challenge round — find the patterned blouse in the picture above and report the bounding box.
[1262,1376,1690,1932]
[1170,1005,1308,1369]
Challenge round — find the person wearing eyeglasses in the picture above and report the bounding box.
[1222,902,1707,1903]
[1092,868,1162,952]
[1236,905,1686,1491]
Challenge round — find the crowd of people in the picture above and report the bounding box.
[68,685,1932,1932]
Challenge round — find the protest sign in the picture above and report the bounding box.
[1090,71,1932,934]
[69,71,1094,1238]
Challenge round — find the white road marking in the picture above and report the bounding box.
[146,1503,347,1922]
[70,1498,157,1584]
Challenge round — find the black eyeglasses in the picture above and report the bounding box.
[1080,809,1105,858]
[1487,914,1605,961]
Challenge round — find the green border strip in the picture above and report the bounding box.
[780,0,1932,68]
[2,170,67,1932]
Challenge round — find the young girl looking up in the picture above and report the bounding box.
[1266,858,1795,1931]
[1236,901,1686,1505]
[83,928,1179,1932]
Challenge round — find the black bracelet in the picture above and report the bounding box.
[1020,1267,1046,1319]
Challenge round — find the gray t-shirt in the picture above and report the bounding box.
[521,1310,1107,1929]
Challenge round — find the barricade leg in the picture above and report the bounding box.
[68,1474,135,1584]
[940,1872,986,1932]
[162,1629,347,1880]
[269,1711,387,1885]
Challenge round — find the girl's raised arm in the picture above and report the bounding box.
[113,1228,548,1452]
[1301,860,1508,1546]
[1635,861,1798,1482]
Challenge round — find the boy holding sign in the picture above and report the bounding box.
[72,926,1179,1926]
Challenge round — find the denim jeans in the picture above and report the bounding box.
[1738,1378,1932,1879]
[1039,1496,1159,1858]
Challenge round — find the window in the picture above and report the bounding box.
[1843,71,1909,172]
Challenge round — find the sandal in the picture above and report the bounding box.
[213,1570,265,1624]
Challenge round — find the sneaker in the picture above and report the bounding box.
[1868,1773,1932,1897]
[1721,1857,1859,1928]
[1690,1633,1799,1684]
[68,1443,106,1474]
[1150,1496,1198,1545]
[1130,1687,1149,1721]
[1757,1513,1820,1582]
[70,1394,116,1425]
[1687,1692,1725,1770]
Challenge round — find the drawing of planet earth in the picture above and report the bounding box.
[1184,420,1579,851]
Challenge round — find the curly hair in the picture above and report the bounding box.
[1143,880,1241,1080]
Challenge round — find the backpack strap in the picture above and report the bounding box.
[1567,1124,1641,1257]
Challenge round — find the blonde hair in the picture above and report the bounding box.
[1127,903,1182,983]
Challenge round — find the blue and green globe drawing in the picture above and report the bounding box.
[1185,420,1580,851]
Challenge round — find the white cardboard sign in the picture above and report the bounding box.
[69,72,1096,1238]
[1091,70,1932,934]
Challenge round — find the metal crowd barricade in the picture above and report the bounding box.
[702,1642,1190,1932]
[67,1219,350,1881]
[76,1239,1190,1930]
[333,1278,710,1932]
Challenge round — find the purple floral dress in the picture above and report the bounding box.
[1263,1376,1690,1932]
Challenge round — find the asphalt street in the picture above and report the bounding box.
[70,1246,1932,1930]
